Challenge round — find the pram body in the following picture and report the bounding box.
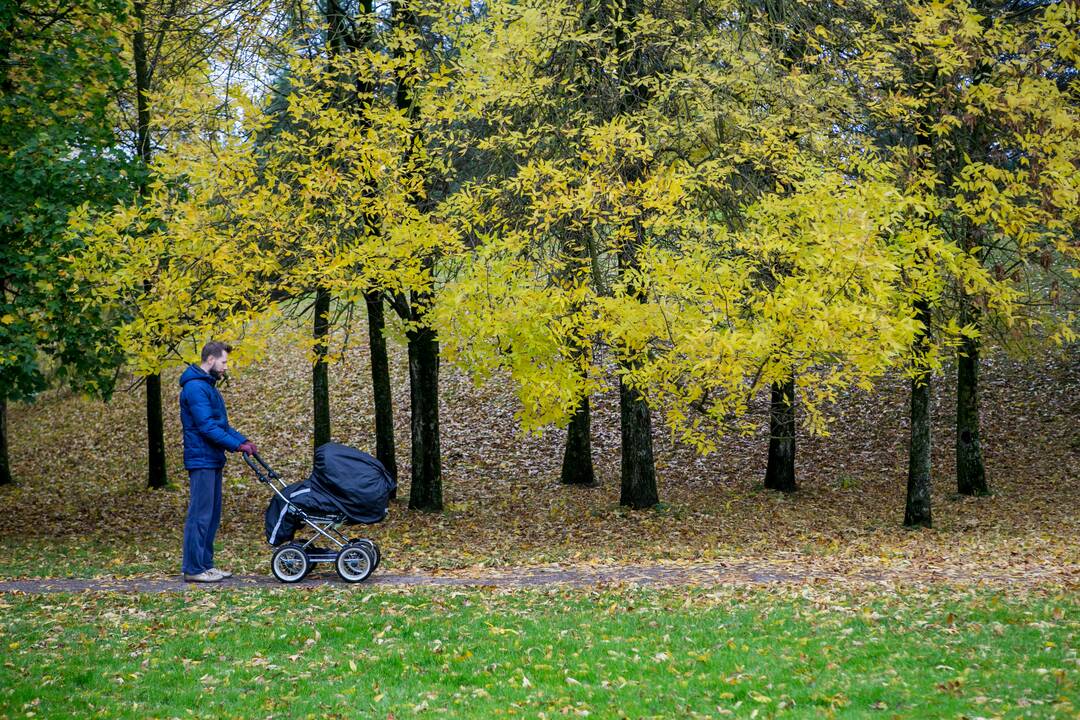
[245,442,396,583]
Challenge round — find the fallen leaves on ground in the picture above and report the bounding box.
[1,327,1077,587]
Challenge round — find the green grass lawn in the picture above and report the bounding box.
[1,586,1076,719]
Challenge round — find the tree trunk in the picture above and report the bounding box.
[615,234,657,508]
[616,219,658,508]
[324,3,395,481]
[143,286,166,490]
[145,372,167,488]
[904,298,933,528]
[0,398,11,486]
[313,286,331,450]
[366,291,397,496]
[559,305,595,486]
[611,0,657,508]
[620,378,658,508]
[561,396,595,485]
[406,322,442,511]
[391,0,441,511]
[1,16,14,488]
[133,2,166,489]
[1,276,11,486]
[956,220,989,497]
[956,332,988,496]
[132,3,151,170]
[764,376,797,492]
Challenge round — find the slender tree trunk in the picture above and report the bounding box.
[137,224,167,492]
[764,376,797,492]
[1,276,11,485]
[615,243,657,508]
[132,3,151,168]
[315,2,347,457]
[391,0,441,511]
[0,398,11,486]
[956,331,988,496]
[609,0,657,508]
[956,222,989,497]
[561,396,595,485]
[366,291,397,495]
[560,279,595,486]
[1,29,13,487]
[620,378,658,508]
[617,229,658,508]
[905,298,933,528]
[615,223,658,507]
[324,3,394,477]
[133,2,166,489]
[145,372,166,488]
[348,0,397,485]
[406,319,441,512]
[313,286,331,450]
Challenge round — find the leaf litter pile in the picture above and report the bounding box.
[1,327,1078,587]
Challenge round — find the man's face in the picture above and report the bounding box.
[207,351,229,380]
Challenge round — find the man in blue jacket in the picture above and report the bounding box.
[179,341,256,582]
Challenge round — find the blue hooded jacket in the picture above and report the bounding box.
[179,364,247,470]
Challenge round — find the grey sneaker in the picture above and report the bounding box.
[183,571,223,583]
[209,568,233,579]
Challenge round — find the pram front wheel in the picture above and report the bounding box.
[349,538,381,570]
[336,543,375,583]
[271,543,310,583]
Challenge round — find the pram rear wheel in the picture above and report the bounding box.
[336,543,375,583]
[271,543,310,583]
[349,538,381,570]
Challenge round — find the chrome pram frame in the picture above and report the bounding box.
[244,452,382,583]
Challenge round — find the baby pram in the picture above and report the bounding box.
[244,442,396,583]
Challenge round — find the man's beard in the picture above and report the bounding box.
[209,368,226,381]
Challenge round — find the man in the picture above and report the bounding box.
[179,341,257,582]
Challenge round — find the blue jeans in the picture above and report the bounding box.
[182,467,223,575]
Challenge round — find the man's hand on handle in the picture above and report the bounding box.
[238,441,258,456]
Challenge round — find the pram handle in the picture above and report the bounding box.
[243,452,281,482]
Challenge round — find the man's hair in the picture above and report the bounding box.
[201,341,233,363]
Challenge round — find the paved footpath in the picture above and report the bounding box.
[0,560,1072,593]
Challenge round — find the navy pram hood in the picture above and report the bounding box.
[265,443,396,545]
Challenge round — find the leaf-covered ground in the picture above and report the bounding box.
[1,586,1077,719]
[1,324,1077,585]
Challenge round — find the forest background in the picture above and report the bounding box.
[0,0,1077,567]
[2,0,1079,567]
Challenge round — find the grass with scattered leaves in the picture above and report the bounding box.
[2,586,1077,719]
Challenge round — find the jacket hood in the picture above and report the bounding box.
[179,364,216,387]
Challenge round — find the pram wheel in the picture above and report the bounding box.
[349,538,381,570]
[271,543,310,583]
[335,543,375,583]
